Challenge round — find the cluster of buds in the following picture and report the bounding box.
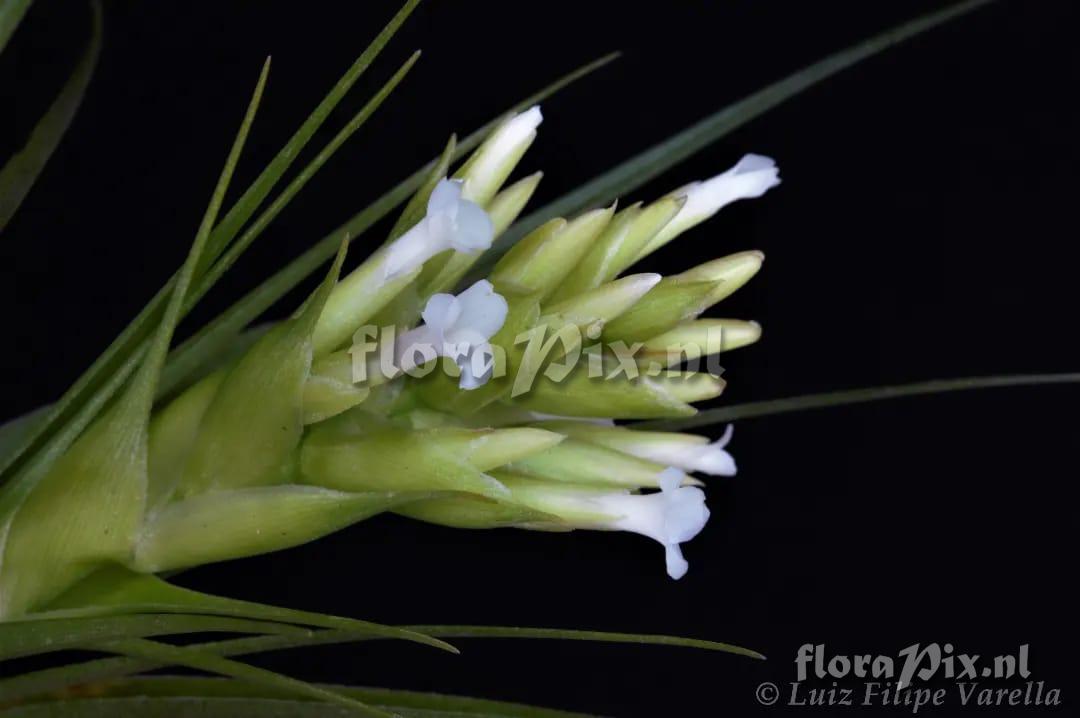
[0,105,778,617]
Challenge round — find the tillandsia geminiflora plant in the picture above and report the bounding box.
[2,0,1076,715]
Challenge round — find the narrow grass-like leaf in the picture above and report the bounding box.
[188,51,423,321]
[202,0,423,268]
[94,640,393,718]
[0,614,304,661]
[43,566,456,652]
[158,52,623,396]
[0,0,422,485]
[0,0,100,232]
[0,630,389,703]
[635,373,1080,431]
[48,677,597,717]
[0,698,575,718]
[405,625,763,659]
[0,618,756,701]
[0,0,33,55]
[0,682,595,718]
[465,0,995,281]
[0,408,47,461]
[0,699,387,718]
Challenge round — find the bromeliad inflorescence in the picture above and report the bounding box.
[0,102,778,618]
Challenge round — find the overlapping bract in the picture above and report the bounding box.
[0,105,778,616]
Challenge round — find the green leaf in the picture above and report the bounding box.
[0,631,399,704]
[0,59,270,617]
[464,0,996,282]
[0,614,304,661]
[201,0,423,270]
[405,625,764,660]
[634,373,1080,431]
[92,677,598,717]
[0,0,422,487]
[43,566,456,653]
[0,0,100,232]
[0,698,377,718]
[0,408,47,462]
[187,50,423,328]
[0,621,756,708]
[96,640,393,718]
[0,0,34,56]
[0,677,598,717]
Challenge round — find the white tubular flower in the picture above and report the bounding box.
[395,279,509,389]
[643,154,780,257]
[632,424,736,477]
[592,468,711,580]
[460,106,543,204]
[529,422,737,476]
[384,179,494,280]
[679,154,780,218]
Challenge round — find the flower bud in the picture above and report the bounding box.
[511,364,724,419]
[534,421,737,477]
[638,319,762,367]
[674,250,764,307]
[542,273,661,330]
[601,279,720,344]
[549,196,684,302]
[490,203,616,301]
[456,106,543,207]
[394,491,565,530]
[602,251,763,344]
[506,438,699,489]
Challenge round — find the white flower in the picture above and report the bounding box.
[677,154,780,221]
[647,154,780,253]
[384,179,494,279]
[526,422,737,476]
[395,279,508,389]
[592,468,711,579]
[632,424,737,477]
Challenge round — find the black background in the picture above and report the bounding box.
[2,1,1078,715]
